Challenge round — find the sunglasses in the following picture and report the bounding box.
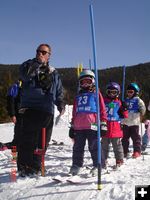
[127,90,134,94]
[106,89,118,95]
[36,50,50,55]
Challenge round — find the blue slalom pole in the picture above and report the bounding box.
[122,65,126,101]
[89,4,102,190]
[89,58,92,70]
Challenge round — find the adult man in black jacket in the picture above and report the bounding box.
[17,43,65,177]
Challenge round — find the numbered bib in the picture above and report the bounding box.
[76,93,97,113]
[105,101,120,121]
[125,98,139,113]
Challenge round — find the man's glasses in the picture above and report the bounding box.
[106,89,118,96]
[127,90,134,94]
[36,50,50,56]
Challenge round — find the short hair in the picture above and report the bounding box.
[36,43,51,54]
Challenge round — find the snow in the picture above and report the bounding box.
[0,105,150,200]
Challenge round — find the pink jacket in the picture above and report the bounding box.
[145,120,150,140]
[72,90,107,131]
[102,97,128,138]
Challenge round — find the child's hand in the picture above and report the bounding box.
[69,127,76,139]
[100,121,107,136]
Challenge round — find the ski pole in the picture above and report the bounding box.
[41,128,46,176]
[89,4,102,190]
[141,123,144,161]
[10,146,17,182]
[122,65,126,101]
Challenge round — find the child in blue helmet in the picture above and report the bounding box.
[122,83,146,158]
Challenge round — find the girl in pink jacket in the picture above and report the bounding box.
[69,69,107,176]
[101,82,128,168]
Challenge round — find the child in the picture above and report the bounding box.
[141,120,150,152]
[69,69,107,176]
[122,83,146,158]
[0,80,22,151]
[101,82,128,167]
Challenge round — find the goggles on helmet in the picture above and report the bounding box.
[127,90,135,95]
[79,77,93,88]
[106,89,118,96]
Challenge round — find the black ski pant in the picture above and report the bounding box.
[72,130,105,168]
[122,125,141,154]
[17,109,53,171]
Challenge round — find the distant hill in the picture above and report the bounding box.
[0,62,150,122]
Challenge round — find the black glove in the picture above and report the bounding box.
[38,66,52,91]
[100,121,107,136]
[38,72,51,89]
[118,101,128,118]
[121,101,128,111]
[57,102,66,114]
[69,127,76,139]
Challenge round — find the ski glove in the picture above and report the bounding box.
[100,121,107,136]
[118,101,128,118]
[69,127,76,139]
[38,71,52,91]
[121,101,128,111]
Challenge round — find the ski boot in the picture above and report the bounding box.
[69,165,81,176]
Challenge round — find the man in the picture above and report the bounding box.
[17,43,65,177]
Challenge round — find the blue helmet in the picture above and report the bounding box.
[127,83,140,93]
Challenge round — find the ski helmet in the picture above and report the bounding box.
[127,83,140,94]
[106,82,120,98]
[79,69,95,79]
[79,69,95,89]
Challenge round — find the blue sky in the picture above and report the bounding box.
[0,0,149,69]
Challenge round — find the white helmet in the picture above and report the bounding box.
[79,69,95,79]
[79,69,95,89]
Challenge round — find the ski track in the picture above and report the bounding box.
[0,112,150,200]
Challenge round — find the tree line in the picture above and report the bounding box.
[0,62,150,123]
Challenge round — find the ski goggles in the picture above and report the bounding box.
[79,77,93,87]
[36,50,50,55]
[127,90,134,95]
[106,89,118,96]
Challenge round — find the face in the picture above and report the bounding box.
[126,90,135,98]
[36,45,51,64]
[79,77,93,88]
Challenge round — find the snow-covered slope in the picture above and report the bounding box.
[0,106,150,200]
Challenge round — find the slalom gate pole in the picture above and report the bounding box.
[141,123,144,161]
[41,128,46,176]
[121,65,126,101]
[10,146,17,182]
[77,64,80,77]
[89,58,92,70]
[89,4,102,190]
